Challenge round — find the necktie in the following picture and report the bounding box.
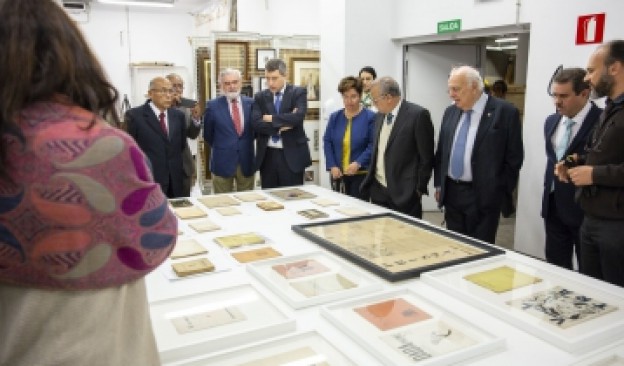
[556,117,575,161]
[231,99,242,136]
[386,113,394,125]
[450,110,472,179]
[158,112,168,136]
[271,92,282,143]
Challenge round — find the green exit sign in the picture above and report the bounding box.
[438,19,461,34]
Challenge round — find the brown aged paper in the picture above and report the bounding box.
[304,216,485,273]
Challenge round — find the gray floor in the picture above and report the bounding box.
[422,210,516,250]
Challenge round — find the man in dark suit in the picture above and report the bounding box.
[203,68,256,193]
[166,73,202,196]
[125,76,187,198]
[360,76,434,219]
[252,58,311,188]
[542,68,601,270]
[434,66,524,244]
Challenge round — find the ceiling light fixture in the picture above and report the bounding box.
[495,37,518,43]
[98,0,174,8]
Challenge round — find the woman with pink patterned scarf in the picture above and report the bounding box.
[0,1,177,365]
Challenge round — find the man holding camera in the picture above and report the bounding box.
[542,68,601,270]
[556,40,624,287]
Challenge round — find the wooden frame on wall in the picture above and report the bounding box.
[256,48,276,70]
[215,41,249,81]
[289,57,320,109]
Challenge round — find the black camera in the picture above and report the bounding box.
[562,155,577,168]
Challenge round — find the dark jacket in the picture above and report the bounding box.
[541,102,602,226]
[579,94,624,219]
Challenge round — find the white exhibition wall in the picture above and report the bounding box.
[74,0,624,258]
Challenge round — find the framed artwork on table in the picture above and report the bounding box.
[247,251,382,309]
[321,288,505,365]
[175,330,358,366]
[256,48,276,70]
[292,213,504,282]
[421,252,624,354]
[150,284,295,364]
[215,41,248,81]
[290,57,320,109]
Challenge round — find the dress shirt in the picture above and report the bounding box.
[375,100,402,187]
[267,86,286,149]
[550,100,591,151]
[228,96,245,134]
[447,93,488,182]
[149,101,168,132]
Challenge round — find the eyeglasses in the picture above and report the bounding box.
[371,94,387,104]
[151,88,174,95]
[171,83,184,89]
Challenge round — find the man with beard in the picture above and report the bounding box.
[203,68,256,193]
[556,40,624,287]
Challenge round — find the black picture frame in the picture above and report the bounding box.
[256,48,276,70]
[292,213,504,282]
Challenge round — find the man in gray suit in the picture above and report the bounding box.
[166,73,201,196]
[360,76,435,219]
[434,66,524,244]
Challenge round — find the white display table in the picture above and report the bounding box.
[146,185,624,365]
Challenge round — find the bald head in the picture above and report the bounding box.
[448,66,484,111]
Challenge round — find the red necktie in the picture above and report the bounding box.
[231,99,242,136]
[158,112,168,135]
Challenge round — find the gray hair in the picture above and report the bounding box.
[265,59,287,76]
[218,68,242,83]
[450,65,484,91]
[372,76,401,97]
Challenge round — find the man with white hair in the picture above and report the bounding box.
[434,65,524,244]
[203,68,255,193]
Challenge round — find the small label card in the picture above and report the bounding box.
[198,195,240,208]
[463,265,542,293]
[170,239,208,259]
[215,206,242,216]
[231,247,282,263]
[335,207,369,217]
[173,206,208,219]
[256,201,285,211]
[188,219,221,233]
[311,198,340,207]
[297,208,329,220]
[214,232,266,249]
[233,192,267,202]
[171,306,246,334]
[172,258,215,277]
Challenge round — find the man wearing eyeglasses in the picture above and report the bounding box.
[556,40,624,287]
[125,76,187,198]
[360,76,435,219]
[434,66,523,244]
[166,73,202,196]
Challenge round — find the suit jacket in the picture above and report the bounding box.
[541,103,601,226]
[251,84,312,173]
[203,95,255,177]
[434,96,524,210]
[125,100,186,197]
[323,108,375,171]
[173,98,201,179]
[360,101,435,208]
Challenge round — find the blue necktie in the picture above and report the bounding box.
[271,92,282,143]
[386,113,394,125]
[450,110,472,179]
[556,117,575,161]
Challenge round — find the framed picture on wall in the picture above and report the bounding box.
[256,48,276,70]
[215,41,248,80]
[290,57,320,109]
